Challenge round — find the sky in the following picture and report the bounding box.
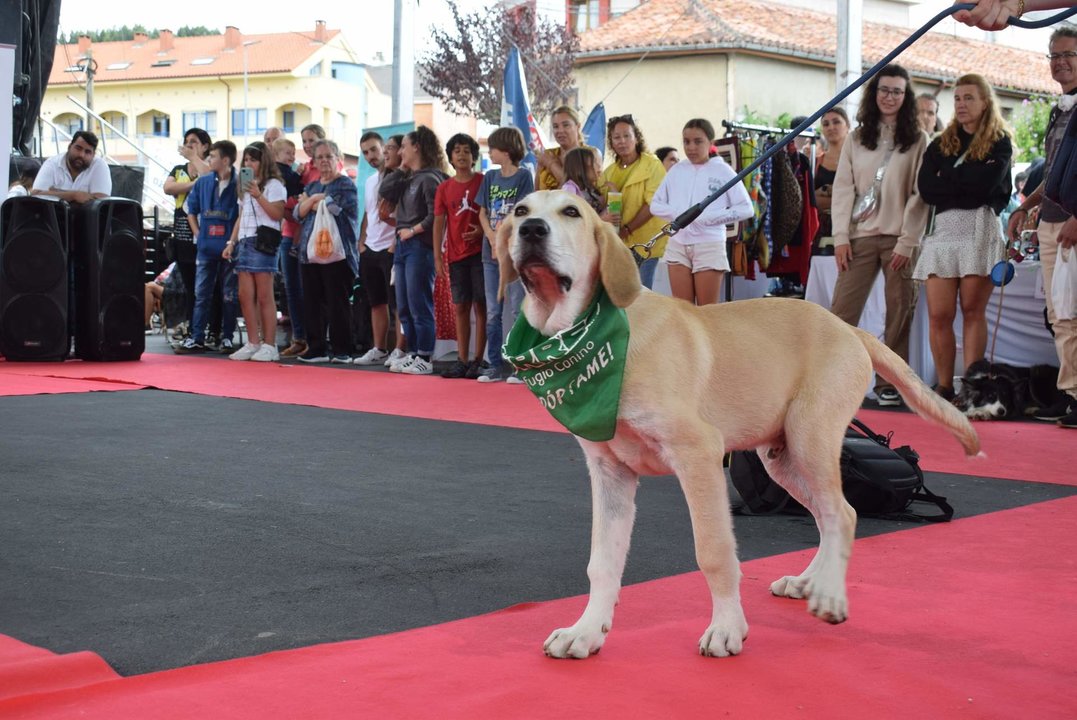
[57,0,568,64]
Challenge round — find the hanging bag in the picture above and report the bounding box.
[307,199,346,264]
[851,145,895,224]
[250,195,283,255]
[1052,245,1077,321]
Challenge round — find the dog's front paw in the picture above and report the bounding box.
[770,574,809,599]
[698,615,749,657]
[805,577,848,624]
[543,623,608,659]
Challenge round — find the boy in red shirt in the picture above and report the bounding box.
[433,133,486,378]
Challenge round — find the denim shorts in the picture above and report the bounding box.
[235,237,279,274]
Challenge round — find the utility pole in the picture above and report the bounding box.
[81,49,97,135]
[392,0,415,124]
[836,0,863,116]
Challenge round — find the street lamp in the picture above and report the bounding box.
[242,40,261,143]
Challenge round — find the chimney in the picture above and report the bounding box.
[224,26,241,49]
[159,29,174,52]
[314,20,327,43]
[133,31,149,46]
[78,35,91,54]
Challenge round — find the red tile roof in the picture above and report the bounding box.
[48,27,341,85]
[578,0,1056,95]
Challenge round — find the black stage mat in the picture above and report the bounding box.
[1,391,1072,675]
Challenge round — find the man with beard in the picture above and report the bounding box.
[31,131,112,203]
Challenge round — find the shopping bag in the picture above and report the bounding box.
[1052,246,1077,321]
[307,199,346,264]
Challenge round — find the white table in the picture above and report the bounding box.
[804,256,1058,388]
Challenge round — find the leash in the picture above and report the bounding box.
[630,3,1077,264]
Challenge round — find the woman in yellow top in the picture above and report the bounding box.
[537,105,600,191]
[599,114,667,288]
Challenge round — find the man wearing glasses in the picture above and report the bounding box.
[1007,27,1077,428]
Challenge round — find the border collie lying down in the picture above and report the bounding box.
[954,360,1066,420]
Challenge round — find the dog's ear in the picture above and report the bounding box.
[495,213,519,302]
[595,218,641,308]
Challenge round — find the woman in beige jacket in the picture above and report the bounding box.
[830,63,931,406]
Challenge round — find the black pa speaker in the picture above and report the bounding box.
[0,195,70,361]
[72,198,145,361]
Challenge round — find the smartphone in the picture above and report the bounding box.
[239,166,254,193]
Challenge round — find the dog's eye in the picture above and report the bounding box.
[513,205,530,217]
[561,206,581,218]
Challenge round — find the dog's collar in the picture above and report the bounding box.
[503,286,630,442]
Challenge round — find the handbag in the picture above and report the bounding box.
[307,198,346,264]
[248,195,283,255]
[729,418,953,522]
[851,145,895,224]
[1052,246,1077,320]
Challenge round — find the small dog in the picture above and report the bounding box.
[495,191,980,659]
[955,360,1064,420]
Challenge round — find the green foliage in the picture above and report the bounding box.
[63,26,219,43]
[1011,95,1053,162]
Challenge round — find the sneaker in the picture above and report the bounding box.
[251,343,280,362]
[465,359,485,380]
[296,350,331,364]
[401,356,434,375]
[204,333,220,352]
[1034,398,1073,422]
[1058,408,1077,429]
[229,341,261,361]
[383,348,408,367]
[440,360,470,379]
[876,387,903,407]
[354,347,389,366]
[933,385,956,402]
[505,372,525,385]
[174,337,207,354]
[218,338,235,353]
[331,354,353,364]
[280,340,308,358]
[389,354,416,373]
[477,364,504,383]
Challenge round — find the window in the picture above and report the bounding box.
[309,61,322,77]
[571,0,601,32]
[191,57,215,66]
[282,110,295,133]
[102,113,127,138]
[183,111,217,135]
[152,114,170,137]
[231,108,268,136]
[58,115,83,136]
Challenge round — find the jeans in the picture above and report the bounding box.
[191,254,238,343]
[278,238,305,342]
[483,258,524,367]
[393,239,436,356]
[638,256,659,290]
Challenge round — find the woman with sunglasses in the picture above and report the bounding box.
[914,74,1012,400]
[830,63,931,407]
[599,114,667,288]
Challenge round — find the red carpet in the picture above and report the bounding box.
[0,370,145,396]
[1,496,1074,719]
[1,355,1069,485]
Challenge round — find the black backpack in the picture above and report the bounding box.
[729,418,953,522]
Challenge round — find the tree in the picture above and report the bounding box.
[417,1,579,125]
[1011,95,1053,162]
[64,26,219,43]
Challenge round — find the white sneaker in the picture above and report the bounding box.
[383,348,408,367]
[354,347,389,366]
[389,354,415,373]
[505,373,525,385]
[401,356,433,375]
[229,341,261,361]
[250,343,280,362]
[476,365,504,383]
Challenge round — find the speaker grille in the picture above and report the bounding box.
[0,295,66,357]
[2,229,66,293]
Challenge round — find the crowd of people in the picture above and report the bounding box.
[24,1,1073,426]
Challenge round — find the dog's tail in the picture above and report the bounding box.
[853,328,981,457]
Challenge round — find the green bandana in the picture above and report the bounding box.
[503,287,630,442]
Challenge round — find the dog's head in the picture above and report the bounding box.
[495,190,641,334]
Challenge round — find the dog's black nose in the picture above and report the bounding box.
[518,218,550,244]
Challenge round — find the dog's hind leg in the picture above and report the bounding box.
[544,443,639,659]
[762,424,856,625]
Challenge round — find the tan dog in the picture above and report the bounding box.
[496,190,981,659]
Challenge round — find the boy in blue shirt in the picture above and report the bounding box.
[176,140,240,353]
[476,126,534,382]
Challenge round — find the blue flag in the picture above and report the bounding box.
[501,46,546,178]
[583,103,606,162]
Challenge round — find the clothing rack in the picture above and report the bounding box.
[721,120,817,140]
